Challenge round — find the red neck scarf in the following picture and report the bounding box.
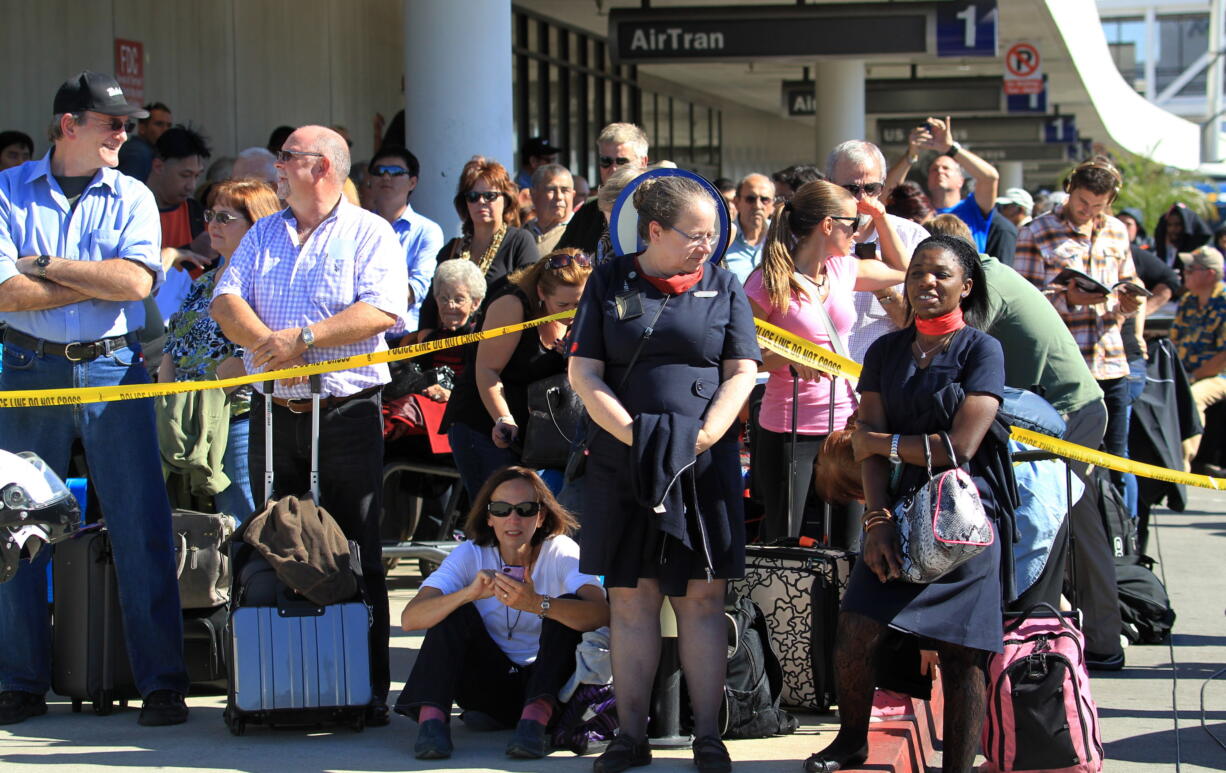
[634,258,704,295]
[915,306,965,336]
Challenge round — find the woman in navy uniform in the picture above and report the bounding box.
[570,174,760,773]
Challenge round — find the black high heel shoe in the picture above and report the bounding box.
[802,745,868,773]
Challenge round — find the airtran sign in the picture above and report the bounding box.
[610,3,996,64]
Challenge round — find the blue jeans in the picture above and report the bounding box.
[447,421,517,501]
[1121,357,1148,518]
[1097,376,1131,494]
[0,340,188,696]
[214,414,255,522]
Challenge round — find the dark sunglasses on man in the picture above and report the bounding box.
[841,182,884,197]
[90,115,136,134]
[370,164,410,178]
[487,501,543,518]
[275,149,323,163]
[598,155,633,169]
[464,190,502,203]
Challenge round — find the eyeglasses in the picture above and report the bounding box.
[740,194,773,205]
[840,182,884,198]
[203,209,246,225]
[370,164,410,178]
[598,155,633,169]
[89,115,136,134]
[829,214,867,232]
[275,149,323,163]
[487,501,543,518]
[547,252,592,270]
[464,190,502,203]
[670,225,719,248]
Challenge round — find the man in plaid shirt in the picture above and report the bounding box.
[1014,158,1142,670]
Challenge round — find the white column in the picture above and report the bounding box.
[404,0,514,236]
[1204,0,1225,163]
[999,161,1024,191]
[813,59,866,167]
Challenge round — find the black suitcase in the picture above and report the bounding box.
[730,544,852,711]
[51,526,140,714]
[184,605,228,691]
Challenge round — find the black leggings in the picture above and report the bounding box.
[754,426,863,549]
[395,598,583,725]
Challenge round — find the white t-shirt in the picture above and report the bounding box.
[421,536,603,665]
[848,213,931,362]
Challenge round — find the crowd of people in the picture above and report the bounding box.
[0,68,1221,772]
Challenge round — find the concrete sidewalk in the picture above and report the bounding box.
[1,489,1224,772]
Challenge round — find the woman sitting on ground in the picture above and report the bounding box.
[805,234,1012,773]
[396,466,609,760]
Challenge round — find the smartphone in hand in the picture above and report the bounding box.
[501,565,526,582]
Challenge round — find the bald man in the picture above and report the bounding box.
[721,173,775,284]
[211,126,408,723]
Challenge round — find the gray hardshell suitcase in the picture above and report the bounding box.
[223,378,372,735]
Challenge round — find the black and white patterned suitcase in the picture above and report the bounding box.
[731,545,853,711]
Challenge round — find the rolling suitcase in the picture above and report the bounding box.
[183,604,228,691]
[51,525,140,714]
[223,377,372,735]
[730,543,852,711]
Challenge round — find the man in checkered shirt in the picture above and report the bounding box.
[212,125,407,724]
[1013,157,1142,670]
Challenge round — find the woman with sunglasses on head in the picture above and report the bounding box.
[416,156,539,340]
[569,175,761,773]
[158,179,280,522]
[397,465,609,760]
[441,248,593,500]
[804,234,1012,773]
[745,180,904,547]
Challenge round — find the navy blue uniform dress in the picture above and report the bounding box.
[842,326,1006,653]
[570,254,761,596]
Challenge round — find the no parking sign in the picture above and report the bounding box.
[1004,42,1043,96]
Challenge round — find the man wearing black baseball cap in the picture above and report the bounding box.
[515,136,562,191]
[0,71,189,726]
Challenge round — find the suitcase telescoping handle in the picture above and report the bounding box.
[262,376,323,505]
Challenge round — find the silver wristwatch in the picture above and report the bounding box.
[538,595,552,619]
[300,326,316,350]
[889,434,902,465]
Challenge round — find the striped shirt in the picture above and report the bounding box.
[1014,208,1137,380]
[213,199,408,399]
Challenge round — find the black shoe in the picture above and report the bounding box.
[461,709,510,731]
[414,718,453,760]
[0,691,47,725]
[138,690,188,726]
[594,733,652,773]
[366,702,390,727]
[1085,650,1126,671]
[692,735,732,773]
[506,718,550,759]
[803,744,868,773]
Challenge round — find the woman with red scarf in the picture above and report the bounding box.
[569,174,761,773]
[805,234,1006,773]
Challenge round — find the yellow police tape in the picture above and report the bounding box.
[0,309,1221,491]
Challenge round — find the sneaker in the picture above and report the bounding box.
[0,691,47,725]
[138,690,188,726]
[506,718,549,759]
[414,718,453,759]
[692,735,732,773]
[594,733,652,773]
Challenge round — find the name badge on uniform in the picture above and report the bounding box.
[693,290,718,298]
[615,291,644,320]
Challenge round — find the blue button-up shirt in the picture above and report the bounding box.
[721,225,768,285]
[390,203,444,330]
[0,150,163,342]
[213,199,408,399]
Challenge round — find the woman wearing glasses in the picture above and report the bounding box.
[569,175,761,773]
[158,179,281,522]
[416,156,539,338]
[397,465,608,760]
[441,248,593,499]
[745,181,904,546]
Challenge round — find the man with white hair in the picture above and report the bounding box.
[557,122,651,255]
[229,146,278,186]
[212,125,408,725]
[995,188,1034,229]
[523,163,574,255]
[721,173,774,284]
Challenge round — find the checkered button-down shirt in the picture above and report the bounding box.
[213,199,408,399]
[1172,283,1226,378]
[1014,208,1138,380]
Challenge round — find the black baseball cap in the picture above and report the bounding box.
[53,71,149,118]
[522,137,562,158]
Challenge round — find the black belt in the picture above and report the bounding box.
[1,328,138,362]
[269,384,381,414]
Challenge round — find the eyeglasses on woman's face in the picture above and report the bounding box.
[464,190,501,204]
[204,209,246,225]
[487,501,542,518]
[546,253,592,270]
[669,224,718,249]
[829,214,867,232]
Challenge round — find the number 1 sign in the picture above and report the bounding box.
[936,1,998,58]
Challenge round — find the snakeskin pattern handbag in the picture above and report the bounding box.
[893,432,994,583]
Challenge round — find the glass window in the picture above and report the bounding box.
[1155,13,1209,97]
[1103,16,1146,91]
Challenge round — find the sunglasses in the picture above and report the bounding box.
[90,116,136,134]
[487,501,542,518]
[203,209,245,225]
[547,253,592,269]
[276,149,324,163]
[598,155,633,169]
[370,164,410,178]
[740,194,773,205]
[464,190,502,203]
[840,182,884,197]
[830,214,867,232]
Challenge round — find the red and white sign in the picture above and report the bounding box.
[1003,41,1043,95]
[114,39,144,104]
